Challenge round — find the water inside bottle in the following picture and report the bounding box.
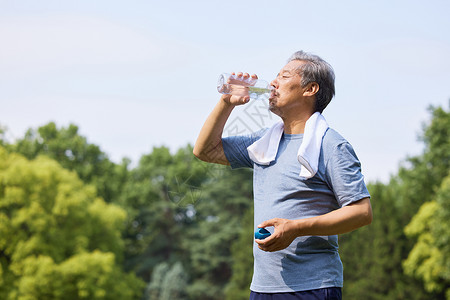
[221,84,272,100]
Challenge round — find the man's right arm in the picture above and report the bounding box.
[193,94,249,165]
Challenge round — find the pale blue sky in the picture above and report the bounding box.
[1,0,449,182]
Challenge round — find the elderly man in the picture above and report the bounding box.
[193,51,372,300]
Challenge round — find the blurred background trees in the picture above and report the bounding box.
[0,147,143,299]
[0,104,448,299]
[339,105,449,300]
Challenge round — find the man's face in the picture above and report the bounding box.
[268,60,306,117]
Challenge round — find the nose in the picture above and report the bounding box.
[270,78,279,89]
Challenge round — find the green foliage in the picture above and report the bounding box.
[0,147,144,299]
[225,207,254,300]
[160,262,189,300]
[341,180,431,300]
[404,175,450,298]
[1,103,448,299]
[401,105,450,299]
[145,262,170,300]
[145,262,188,300]
[120,145,210,280]
[119,141,253,300]
[121,144,253,299]
[0,125,6,146]
[420,105,450,182]
[183,166,253,300]
[8,251,142,300]
[9,122,127,203]
[339,104,450,300]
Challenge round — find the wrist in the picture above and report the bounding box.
[292,218,311,237]
[220,94,234,106]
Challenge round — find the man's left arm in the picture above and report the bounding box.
[255,197,372,252]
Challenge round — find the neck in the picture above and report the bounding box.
[282,111,315,134]
[283,119,306,134]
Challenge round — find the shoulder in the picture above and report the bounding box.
[321,128,356,161]
[222,127,272,169]
[222,127,270,157]
[223,127,268,144]
[322,128,347,149]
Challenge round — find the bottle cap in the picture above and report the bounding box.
[255,228,271,240]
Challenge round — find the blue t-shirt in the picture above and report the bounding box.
[222,128,370,293]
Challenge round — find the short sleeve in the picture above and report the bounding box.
[325,142,371,207]
[222,128,267,169]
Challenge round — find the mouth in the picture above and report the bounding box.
[269,89,278,101]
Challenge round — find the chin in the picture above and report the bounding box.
[269,105,280,116]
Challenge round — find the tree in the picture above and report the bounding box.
[0,125,6,146]
[160,262,189,300]
[144,262,170,300]
[340,180,432,300]
[404,175,450,299]
[119,145,212,280]
[339,104,450,299]
[144,262,188,300]
[10,122,127,203]
[184,164,253,300]
[225,206,254,300]
[0,147,144,299]
[402,104,450,299]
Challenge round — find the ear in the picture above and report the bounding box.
[303,82,319,97]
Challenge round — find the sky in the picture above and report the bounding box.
[0,0,449,183]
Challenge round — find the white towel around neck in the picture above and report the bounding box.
[247,112,329,178]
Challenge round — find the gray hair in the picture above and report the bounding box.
[288,51,335,113]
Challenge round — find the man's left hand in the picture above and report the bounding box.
[255,218,298,252]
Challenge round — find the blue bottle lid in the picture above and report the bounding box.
[254,228,271,240]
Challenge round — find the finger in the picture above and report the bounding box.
[255,234,275,248]
[255,237,266,246]
[258,219,276,228]
[258,244,269,251]
[244,73,256,85]
[230,95,249,105]
[261,236,277,248]
[258,243,277,252]
[230,72,254,86]
[251,74,258,79]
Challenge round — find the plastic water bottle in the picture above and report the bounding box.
[217,73,272,100]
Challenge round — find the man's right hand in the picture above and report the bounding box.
[221,72,259,106]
